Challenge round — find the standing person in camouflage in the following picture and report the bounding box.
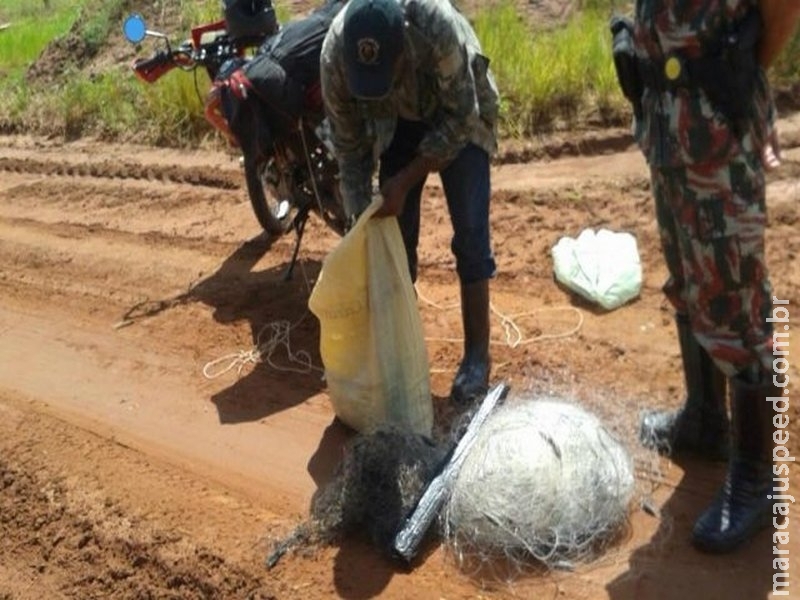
[616,0,800,553]
[320,0,499,406]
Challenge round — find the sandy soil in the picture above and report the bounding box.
[1,112,799,600]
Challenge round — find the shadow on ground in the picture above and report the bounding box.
[607,455,776,599]
[118,233,327,424]
[303,395,457,600]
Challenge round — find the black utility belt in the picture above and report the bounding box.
[638,49,759,127]
[610,8,762,128]
[638,54,723,92]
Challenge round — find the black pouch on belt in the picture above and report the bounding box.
[610,15,644,119]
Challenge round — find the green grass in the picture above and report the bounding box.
[0,0,82,71]
[773,30,800,86]
[134,70,211,145]
[475,2,627,135]
[179,0,228,31]
[0,0,218,143]
[81,0,126,53]
[179,0,292,29]
[0,0,798,145]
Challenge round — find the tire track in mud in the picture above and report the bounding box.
[0,152,297,386]
[1,139,796,357]
[0,216,229,308]
[0,179,248,242]
[0,164,253,236]
[0,144,284,333]
[0,153,330,446]
[0,146,260,252]
[0,209,322,383]
[0,155,242,190]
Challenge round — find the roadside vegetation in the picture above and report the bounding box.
[0,1,79,69]
[473,2,627,136]
[0,0,798,146]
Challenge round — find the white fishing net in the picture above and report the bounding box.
[443,397,636,572]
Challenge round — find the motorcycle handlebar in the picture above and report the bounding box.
[131,36,239,84]
[132,50,186,83]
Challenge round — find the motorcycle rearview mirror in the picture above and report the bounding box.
[123,13,170,45]
[123,14,148,44]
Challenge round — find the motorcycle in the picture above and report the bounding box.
[122,3,347,277]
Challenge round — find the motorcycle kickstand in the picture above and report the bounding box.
[283,209,310,282]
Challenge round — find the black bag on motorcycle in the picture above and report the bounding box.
[242,54,304,134]
[214,54,302,159]
[219,0,344,155]
[258,0,344,88]
[224,0,278,43]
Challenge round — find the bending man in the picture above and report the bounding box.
[320,0,500,405]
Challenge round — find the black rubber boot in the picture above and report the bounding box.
[692,374,776,553]
[639,313,729,460]
[450,279,491,407]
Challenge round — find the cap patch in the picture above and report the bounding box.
[357,38,381,65]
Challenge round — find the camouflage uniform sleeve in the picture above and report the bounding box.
[320,17,374,217]
[415,2,480,163]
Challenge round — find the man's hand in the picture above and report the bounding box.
[763,126,782,171]
[375,173,409,217]
[372,153,447,219]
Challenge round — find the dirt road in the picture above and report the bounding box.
[1,122,798,599]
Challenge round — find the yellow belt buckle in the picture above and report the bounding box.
[664,55,682,82]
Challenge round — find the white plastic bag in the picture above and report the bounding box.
[551,228,642,311]
[308,198,433,435]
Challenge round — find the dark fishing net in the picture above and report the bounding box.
[266,427,447,566]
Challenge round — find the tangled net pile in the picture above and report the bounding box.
[443,397,636,573]
[267,428,446,566]
[267,391,655,579]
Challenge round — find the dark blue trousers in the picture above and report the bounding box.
[378,118,496,284]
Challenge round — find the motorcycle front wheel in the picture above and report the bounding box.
[243,156,296,236]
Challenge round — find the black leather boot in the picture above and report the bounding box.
[639,313,729,460]
[450,279,491,406]
[692,373,776,553]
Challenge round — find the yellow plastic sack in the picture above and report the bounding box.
[308,198,433,436]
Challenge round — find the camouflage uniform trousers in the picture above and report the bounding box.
[651,151,774,378]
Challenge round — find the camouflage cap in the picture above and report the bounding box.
[342,0,404,99]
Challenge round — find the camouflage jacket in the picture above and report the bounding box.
[321,0,499,213]
[633,0,773,167]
